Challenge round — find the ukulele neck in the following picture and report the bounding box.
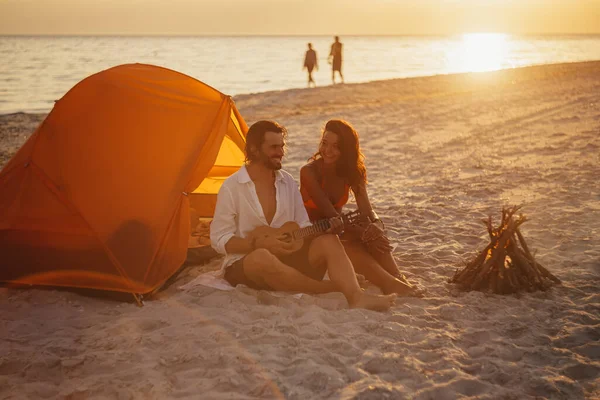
[291,219,331,241]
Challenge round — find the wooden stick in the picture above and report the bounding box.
[471,232,510,289]
[516,228,561,284]
[505,262,518,293]
[483,216,494,240]
[455,245,492,281]
[536,261,562,284]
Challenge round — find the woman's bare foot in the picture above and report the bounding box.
[394,272,410,284]
[410,285,427,298]
[382,278,416,296]
[356,273,370,289]
[349,292,397,311]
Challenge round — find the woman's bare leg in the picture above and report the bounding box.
[369,248,403,278]
[342,241,415,296]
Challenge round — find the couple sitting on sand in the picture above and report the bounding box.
[210,119,421,311]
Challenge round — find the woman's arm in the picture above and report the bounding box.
[353,181,373,216]
[353,181,383,227]
[352,181,390,253]
[300,164,339,218]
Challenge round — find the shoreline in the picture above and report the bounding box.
[1,60,600,118]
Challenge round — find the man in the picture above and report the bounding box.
[210,120,396,311]
[303,43,318,88]
[328,36,344,84]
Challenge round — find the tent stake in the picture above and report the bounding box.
[132,293,144,307]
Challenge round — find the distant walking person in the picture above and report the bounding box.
[328,36,344,84]
[303,43,318,88]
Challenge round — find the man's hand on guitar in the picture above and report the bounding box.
[255,235,296,256]
[326,216,344,235]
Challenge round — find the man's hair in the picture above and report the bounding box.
[309,119,367,186]
[245,120,288,163]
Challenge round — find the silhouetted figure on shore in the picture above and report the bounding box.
[328,36,344,84]
[303,43,318,88]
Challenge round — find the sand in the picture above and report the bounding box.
[1,61,599,399]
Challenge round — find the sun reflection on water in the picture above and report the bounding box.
[447,33,510,73]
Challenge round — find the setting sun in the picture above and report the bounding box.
[447,33,510,73]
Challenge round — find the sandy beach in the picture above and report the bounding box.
[1,61,599,399]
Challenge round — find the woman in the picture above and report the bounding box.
[300,119,419,296]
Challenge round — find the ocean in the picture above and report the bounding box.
[1,34,600,114]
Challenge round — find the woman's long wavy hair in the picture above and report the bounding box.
[309,119,367,186]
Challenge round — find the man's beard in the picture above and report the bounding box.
[258,151,282,170]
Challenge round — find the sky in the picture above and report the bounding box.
[0,0,598,35]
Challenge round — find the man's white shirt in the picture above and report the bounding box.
[210,165,312,274]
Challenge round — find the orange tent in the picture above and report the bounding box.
[0,64,247,296]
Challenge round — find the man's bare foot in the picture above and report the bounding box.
[349,292,397,312]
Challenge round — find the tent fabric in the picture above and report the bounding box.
[0,63,247,294]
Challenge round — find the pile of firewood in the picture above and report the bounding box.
[450,206,561,294]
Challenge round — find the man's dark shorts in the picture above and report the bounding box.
[224,238,327,290]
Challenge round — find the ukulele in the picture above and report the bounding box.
[248,210,365,253]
